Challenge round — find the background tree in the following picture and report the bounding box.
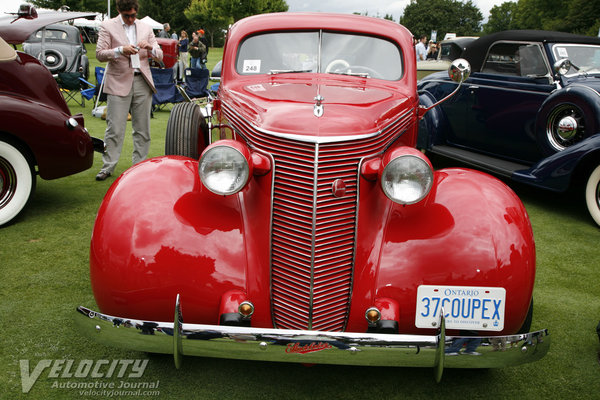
[185,0,288,47]
[31,0,110,13]
[482,0,599,35]
[400,0,483,41]
[482,1,518,34]
[139,0,191,34]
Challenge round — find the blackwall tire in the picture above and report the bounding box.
[165,102,208,159]
[537,97,597,157]
[585,164,600,227]
[0,140,35,226]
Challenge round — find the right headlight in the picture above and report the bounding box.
[199,141,250,195]
[381,153,433,205]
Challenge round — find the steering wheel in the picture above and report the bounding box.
[325,59,350,73]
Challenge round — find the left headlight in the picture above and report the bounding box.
[381,153,433,205]
[199,142,250,195]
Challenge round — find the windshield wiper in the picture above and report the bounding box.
[269,69,313,74]
[328,71,370,78]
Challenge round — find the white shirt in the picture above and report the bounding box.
[416,42,427,61]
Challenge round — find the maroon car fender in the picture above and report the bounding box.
[90,156,274,327]
[349,168,535,335]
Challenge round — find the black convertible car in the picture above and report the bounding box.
[418,30,600,226]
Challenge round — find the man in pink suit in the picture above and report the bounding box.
[95,0,163,181]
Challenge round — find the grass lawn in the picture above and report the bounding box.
[1,44,599,399]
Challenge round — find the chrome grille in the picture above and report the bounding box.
[223,104,414,331]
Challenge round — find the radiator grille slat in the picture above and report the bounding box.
[223,104,413,331]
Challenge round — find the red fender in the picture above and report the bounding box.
[349,168,535,335]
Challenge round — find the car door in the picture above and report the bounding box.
[447,42,555,164]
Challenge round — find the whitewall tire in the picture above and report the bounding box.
[0,140,35,226]
[585,164,600,227]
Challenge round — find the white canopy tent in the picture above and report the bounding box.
[140,16,163,30]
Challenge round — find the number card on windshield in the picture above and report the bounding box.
[415,285,506,331]
[243,59,261,73]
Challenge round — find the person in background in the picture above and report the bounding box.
[426,42,438,59]
[178,30,189,71]
[94,0,163,181]
[158,23,170,38]
[189,31,205,69]
[415,35,428,61]
[197,29,209,69]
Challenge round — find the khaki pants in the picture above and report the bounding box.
[100,75,153,174]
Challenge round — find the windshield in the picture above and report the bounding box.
[552,44,600,75]
[236,31,403,80]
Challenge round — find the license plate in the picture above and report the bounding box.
[415,285,505,331]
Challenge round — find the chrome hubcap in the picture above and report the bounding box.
[546,104,585,151]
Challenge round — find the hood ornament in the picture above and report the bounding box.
[314,95,324,118]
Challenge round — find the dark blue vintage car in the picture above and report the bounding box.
[417,30,600,226]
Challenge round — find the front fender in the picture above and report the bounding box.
[350,168,535,335]
[90,156,255,325]
[417,90,447,150]
[513,133,600,192]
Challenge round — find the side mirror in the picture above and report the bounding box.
[418,58,471,120]
[448,58,471,83]
[553,59,572,76]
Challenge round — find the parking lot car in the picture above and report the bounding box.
[0,6,103,226]
[23,22,90,80]
[417,30,600,226]
[77,14,548,380]
[417,36,477,79]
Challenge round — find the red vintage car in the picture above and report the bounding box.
[77,13,548,380]
[0,6,103,226]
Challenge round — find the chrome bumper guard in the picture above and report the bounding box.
[76,298,549,382]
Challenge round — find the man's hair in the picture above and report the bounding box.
[116,0,139,12]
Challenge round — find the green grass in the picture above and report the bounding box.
[1,45,600,399]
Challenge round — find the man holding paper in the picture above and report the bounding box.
[95,0,163,181]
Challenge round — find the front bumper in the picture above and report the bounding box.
[76,300,549,382]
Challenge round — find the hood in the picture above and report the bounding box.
[222,76,414,139]
[564,77,600,94]
[0,9,96,44]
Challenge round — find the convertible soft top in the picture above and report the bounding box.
[462,30,600,71]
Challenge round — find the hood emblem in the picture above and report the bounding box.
[314,95,324,118]
[332,179,346,198]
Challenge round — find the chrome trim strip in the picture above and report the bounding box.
[76,305,550,378]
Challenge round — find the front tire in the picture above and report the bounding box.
[585,164,600,227]
[165,102,208,159]
[0,140,35,226]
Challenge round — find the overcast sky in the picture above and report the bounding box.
[1,0,509,22]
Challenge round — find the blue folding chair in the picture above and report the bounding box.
[94,66,107,106]
[182,68,210,99]
[151,68,183,111]
[55,72,95,107]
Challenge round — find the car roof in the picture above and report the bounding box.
[462,30,600,71]
[0,9,95,44]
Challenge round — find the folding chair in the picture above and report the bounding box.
[94,66,107,106]
[55,72,95,107]
[181,68,210,99]
[151,67,183,111]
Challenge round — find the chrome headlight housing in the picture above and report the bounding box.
[199,143,250,195]
[381,154,433,205]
